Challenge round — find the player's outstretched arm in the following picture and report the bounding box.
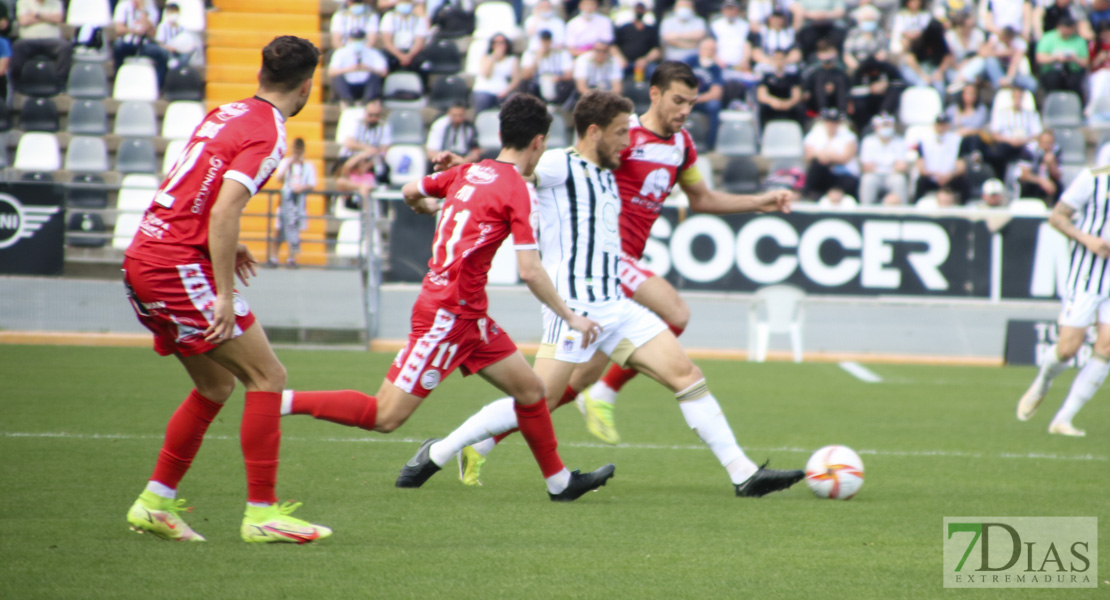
[680,177,793,215]
[1049,202,1110,258]
[400,181,443,214]
[516,249,602,348]
[206,179,254,343]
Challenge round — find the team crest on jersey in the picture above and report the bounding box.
[421,369,441,390]
[562,335,576,353]
[465,165,499,185]
[603,202,618,232]
[216,102,250,121]
[256,157,280,186]
[232,292,249,317]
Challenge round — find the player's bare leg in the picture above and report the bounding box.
[1048,322,1110,436]
[1018,325,1087,421]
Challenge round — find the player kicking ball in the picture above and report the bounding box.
[398,90,805,498]
[282,94,615,501]
[1017,165,1110,436]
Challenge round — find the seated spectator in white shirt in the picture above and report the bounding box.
[381,0,429,71]
[566,0,614,57]
[858,113,909,206]
[660,0,707,62]
[332,0,381,48]
[573,41,623,96]
[712,0,757,84]
[817,187,859,209]
[154,3,201,69]
[328,29,389,108]
[966,178,1010,209]
[112,0,169,85]
[524,0,566,49]
[522,30,575,103]
[988,85,1043,178]
[915,114,968,202]
[803,107,860,199]
[472,33,523,113]
[426,102,481,164]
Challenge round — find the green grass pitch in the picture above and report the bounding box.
[1,345,1106,599]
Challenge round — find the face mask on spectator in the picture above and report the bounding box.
[860,20,877,32]
[877,125,894,138]
[676,6,694,19]
[538,9,553,18]
[166,13,179,24]
[351,3,366,15]
[397,3,413,15]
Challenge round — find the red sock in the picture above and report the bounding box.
[493,386,578,445]
[150,389,223,490]
[600,324,685,392]
[241,391,281,505]
[513,399,564,478]
[291,390,377,430]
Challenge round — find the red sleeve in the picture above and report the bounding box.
[224,124,284,196]
[506,179,538,250]
[419,165,462,199]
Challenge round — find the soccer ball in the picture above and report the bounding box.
[805,445,865,500]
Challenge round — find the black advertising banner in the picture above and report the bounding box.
[0,182,65,276]
[998,216,1070,301]
[1004,319,1094,367]
[644,209,993,296]
[387,202,436,282]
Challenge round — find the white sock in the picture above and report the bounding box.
[588,381,617,405]
[471,437,497,457]
[1053,354,1109,425]
[248,501,272,508]
[677,381,758,485]
[1037,345,1071,386]
[145,480,176,499]
[428,397,518,467]
[280,389,294,416]
[546,468,572,494]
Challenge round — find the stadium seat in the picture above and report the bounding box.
[434,4,476,39]
[67,100,109,135]
[1011,198,1049,214]
[335,106,364,144]
[20,97,59,132]
[385,145,429,185]
[1061,164,1084,187]
[176,0,206,32]
[1089,94,1110,127]
[21,171,54,182]
[474,2,522,40]
[898,86,942,126]
[114,101,159,137]
[548,111,569,148]
[1054,128,1086,165]
[748,284,805,363]
[464,38,487,77]
[162,139,189,175]
[164,67,205,102]
[625,80,651,114]
[382,72,426,109]
[420,39,463,75]
[161,101,206,139]
[18,60,61,97]
[0,103,10,132]
[114,62,159,101]
[64,136,110,173]
[760,120,804,159]
[429,75,470,111]
[990,88,1036,123]
[0,135,8,168]
[1043,91,1083,128]
[67,63,109,99]
[67,211,109,248]
[121,174,161,189]
[475,109,501,151]
[387,109,425,145]
[68,174,109,209]
[67,0,112,26]
[716,117,758,157]
[14,133,61,172]
[113,184,156,250]
[723,156,761,193]
[116,139,159,174]
[683,112,709,150]
[336,219,363,258]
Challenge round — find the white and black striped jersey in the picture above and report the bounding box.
[533,148,623,303]
[1061,165,1110,296]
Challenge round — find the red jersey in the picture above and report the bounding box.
[416,160,538,318]
[614,113,698,259]
[125,97,287,266]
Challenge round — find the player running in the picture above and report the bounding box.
[283,94,616,501]
[124,37,362,543]
[1016,164,1110,436]
[397,90,805,498]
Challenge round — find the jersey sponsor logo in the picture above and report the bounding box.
[464,165,499,185]
[216,102,250,121]
[192,155,226,214]
[627,142,685,167]
[638,168,673,200]
[0,193,61,250]
[420,369,441,390]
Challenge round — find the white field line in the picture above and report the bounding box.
[1,431,1105,463]
[839,361,883,383]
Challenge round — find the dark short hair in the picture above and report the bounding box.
[292,137,306,151]
[449,100,468,111]
[259,36,320,93]
[573,90,634,138]
[815,38,836,53]
[649,61,698,94]
[500,94,552,150]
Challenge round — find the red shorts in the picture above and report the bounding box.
[123,256,257,357]
[618,254,656,298]
[386,304,517,399]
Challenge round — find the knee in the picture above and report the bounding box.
[250,361,287,394]
[196,379,236,404]
[516,375,546,406]
[374,413,407,433]
[667,297,692,331]
[674,362,704,391]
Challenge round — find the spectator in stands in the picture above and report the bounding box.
[989,85,1043,177]
[522,29,576,103]
[711,0,757,87]
[337,150,381,215]
[803,107,860,199]
[842,4,887,74]
[332,0,380,48]
[660,0,707,62]
[0,4,12,94]
[980,25,1038,90]
[1017,130,1062,202]
[757,48,805,126]
[1036,14,1089,94]
[472,33,523,113]
[901,19,953,96]
[1092,0,1110,31]
[858,113,909,205]
[615,3,662,80]
[944,10,988,93]
[154,3,201,69]
[981,0,1034,40]
[381,0,430,72]
[566,0,615,57]
[113,0,169,86]
[525,0,567,49]
[1036,0,1093,40]
[803,38,850,114]
[686,38,724,149]
[751,9,802,73]
[849,48,903,133]
[747,0,789,32]
[1088,22,1110,119]
[340,100,392,184]
[12,0,72,91]
[794,0,847,59]
[967,178,1010,209]
[817,187,858,208]
[934,186,961,207]
[890,0,930,56]
[946,83,990,155]
[572,40,623,105]
[271,138,317,269]
[329,29,389,108]
[915,114,967,202]
[426,102,481,164]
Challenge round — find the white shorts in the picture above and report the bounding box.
[618,254,656,298]
[1058,290,1110,328]
[538,298,670,367]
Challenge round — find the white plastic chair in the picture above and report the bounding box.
[898,86,942,126]
[336,219,363,258]
[1010,198,1049,214]
[161,101,206,139]
[162,139,189,176]
[760,120,803,159]
[382,72,426,109]
[14,133,61,171]
[464,37,489,77]
[113,62,159,101]
[747,284,805,363]
[475,2,522,40]
[67,0,112,26]
[384,145,428,185]
[990,88,1036,125]
[113,186,156,249]
[475,109,501,151]
[334,106,365,143]
[175,0,207,32]
[64,136,110,173]
[114,100,158,137]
